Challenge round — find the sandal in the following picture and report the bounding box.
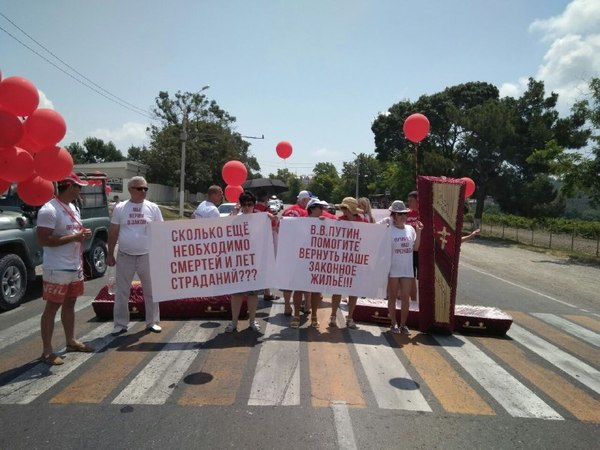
[66,342,95,353]
[40,353,64,366]
[290,317,300,328]
[310,317,320,327]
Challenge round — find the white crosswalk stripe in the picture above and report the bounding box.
[433,333,563,420]
[531,313,600,348]
[0,322,114,404]
[349,323,432,411]
[248,302,300,406]
[508,324,600,394]
[112,321,213,405]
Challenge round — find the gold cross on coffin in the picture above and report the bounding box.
[437,226,451,250]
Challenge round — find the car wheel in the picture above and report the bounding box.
[85,239,107,279]
[0,254,27,310]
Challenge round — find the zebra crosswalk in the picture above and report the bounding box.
[0,300,599,423]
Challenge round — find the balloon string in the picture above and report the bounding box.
[415,143,419,187]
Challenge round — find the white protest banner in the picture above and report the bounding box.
[274,218,391,297]
[148,213,276,301]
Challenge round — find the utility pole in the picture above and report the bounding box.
[353,152,360,198]
[178,114,188,218]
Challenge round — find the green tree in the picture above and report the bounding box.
[307,162,340,201]
[268,168,300,203]
[126,145,148,162]
[144,90,259,193]
[66,138,124,163]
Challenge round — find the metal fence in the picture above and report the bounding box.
[464,221,600,257]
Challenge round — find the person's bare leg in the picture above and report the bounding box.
[247,294,258,323]
[387,277,399,328]
[41,301,61,356]
[230,294,243,326]
[347,296,358,321]
[331,294,341,318]
[61,296,78,346]
[283,290,292,314]
[399,278,413,326]
[409,278,418,302]
[310,292,321,321]
[292,291,303,320]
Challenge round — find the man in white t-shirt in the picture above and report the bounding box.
[194,185,223,219]
[107,176,164,335]
[37,172,94,365]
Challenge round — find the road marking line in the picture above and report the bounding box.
[50,322,166,404]
[461,263,584,311]
[248,301,300,406]
[112,321,211,405]
[332,401,358,450]
[308,307,365,408]
[0,322,114,404]
[565,315,600,333]
[349,322,431,411]
[396,333,494,415]
[509,311,599,366]
[433,334,562,420]
[508,324,600,395]
[0,296,93,352]
[532,313,600,348]
[478,336,600,423]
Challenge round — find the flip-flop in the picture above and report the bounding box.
[40,353,64,365]
[310,318,320,327]
[290,317,300,328]
[66,342,95,353]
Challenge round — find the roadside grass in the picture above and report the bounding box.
[471,234,600,268]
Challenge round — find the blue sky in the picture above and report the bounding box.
[1,0,598,175]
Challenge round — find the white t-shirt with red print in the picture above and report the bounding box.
[111,200,163,255]
[37,198,83,271]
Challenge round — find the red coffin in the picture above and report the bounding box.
[92,282,247,320]
[352,298,513,336]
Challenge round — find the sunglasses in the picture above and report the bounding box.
[241,202,255,207]
[132,187,148,192]
[391,212,407,216]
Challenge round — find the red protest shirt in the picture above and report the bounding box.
[254,203,268,212]
[406,208,419,227]
[322,211,337,220]
[253,204,279,230]
[282,204,308,218]
[338,214,368,223]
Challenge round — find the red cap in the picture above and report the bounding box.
[58,172,88,186]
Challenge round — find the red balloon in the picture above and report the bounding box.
[222,160,248,186]
[105,185,112,194]
[17,176,54,206]
[15,132,44,154]
[225,185,243,203]
[276,141,293,159]
[0,76,40,117]
[461,177,476,199]
[403,113,430,143]
[24,108,67,147]
[0,178,11,195]
[0,146,35,182]
[34,146,73,181]
[0,109,24,147]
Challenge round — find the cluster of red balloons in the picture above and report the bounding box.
[403,113,430,143]
[221,160,247,202]
[0,70,72,205]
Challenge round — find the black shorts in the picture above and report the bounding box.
[413,251,419,278]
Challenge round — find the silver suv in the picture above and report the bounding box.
[0,173,110,310]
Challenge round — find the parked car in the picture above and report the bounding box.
[218,203,237,217]
[0,173,111,310]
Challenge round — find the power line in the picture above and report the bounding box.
[0,14,153,120]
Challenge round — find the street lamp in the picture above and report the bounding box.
[179,85,210,217]
[352,152,360,199]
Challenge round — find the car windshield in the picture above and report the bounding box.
[218,203,235,214]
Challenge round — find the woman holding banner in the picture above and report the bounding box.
[329,197,368,329]
[386,200,422,335]
[225,191,264,333]
[290,197,330,328]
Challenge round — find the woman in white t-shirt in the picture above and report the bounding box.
[386,200,422,335]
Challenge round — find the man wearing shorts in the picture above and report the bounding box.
[37,172,95,365]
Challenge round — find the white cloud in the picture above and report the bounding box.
[502,0,600,113]
[313,147,340,158]
[37,90,54,109]
[90,122,149,150]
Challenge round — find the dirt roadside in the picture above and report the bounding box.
[459,238,599,312]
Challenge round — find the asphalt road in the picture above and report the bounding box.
[0,238,598,450]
